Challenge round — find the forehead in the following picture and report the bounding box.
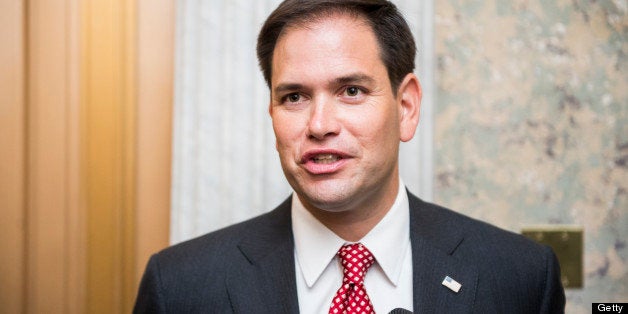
[271,14,387,87]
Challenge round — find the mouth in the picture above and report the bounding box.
[310,153,343,164]
[300,150,350,174]
[301,150,349,163]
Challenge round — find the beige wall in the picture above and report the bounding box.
[0,0,173,312]
[0,1,26,313]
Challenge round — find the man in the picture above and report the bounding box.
[134,0,566,313]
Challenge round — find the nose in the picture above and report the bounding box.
[307,96,340,140]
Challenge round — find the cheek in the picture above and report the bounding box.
[348,107,399,146]
[272,116,302,152]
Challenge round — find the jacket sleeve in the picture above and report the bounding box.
[134,255,167,314]
[539,246,566,314]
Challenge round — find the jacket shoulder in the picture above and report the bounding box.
[408,193,550,259]
[134,197,293,313]
[408,193,565,312]
[153,197,292,273]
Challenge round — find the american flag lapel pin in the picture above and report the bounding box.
[442,276,462,293]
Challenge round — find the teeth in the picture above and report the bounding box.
[312,154,341,164]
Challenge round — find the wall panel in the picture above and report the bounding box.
[0,0,26,313]
[26,0,81,312]
[81,0,137,311]
[135,0,174,285]
[0,0,173,312]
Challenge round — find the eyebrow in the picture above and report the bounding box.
[332,73,376,86]
[273,83,304,95]
[272,73,376,95]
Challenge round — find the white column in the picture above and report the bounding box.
[396,0,435,202]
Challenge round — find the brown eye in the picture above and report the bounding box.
[346,86,360,96]
[287,93,301,102]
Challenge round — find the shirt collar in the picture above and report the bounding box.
[292,179,410,288]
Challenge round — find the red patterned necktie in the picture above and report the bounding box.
[328,243,376,314]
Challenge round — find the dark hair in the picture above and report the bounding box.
[256,0,416,91]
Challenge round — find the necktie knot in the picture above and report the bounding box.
[329,243,376,314]
[338,243,375,285]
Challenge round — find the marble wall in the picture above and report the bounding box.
[434,0,627,311]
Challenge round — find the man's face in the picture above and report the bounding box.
[269,14,419,214]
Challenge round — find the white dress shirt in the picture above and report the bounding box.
[292,180,413,314]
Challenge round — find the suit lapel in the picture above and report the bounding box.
[408,193,478,313]
[226,197,300,314]
[224,192,479,313]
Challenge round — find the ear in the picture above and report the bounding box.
[397,73,422,142]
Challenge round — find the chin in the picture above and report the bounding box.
[305,199,355,213]
[296,184,358,211]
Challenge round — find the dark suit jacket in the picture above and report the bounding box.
[134,193,565,313]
